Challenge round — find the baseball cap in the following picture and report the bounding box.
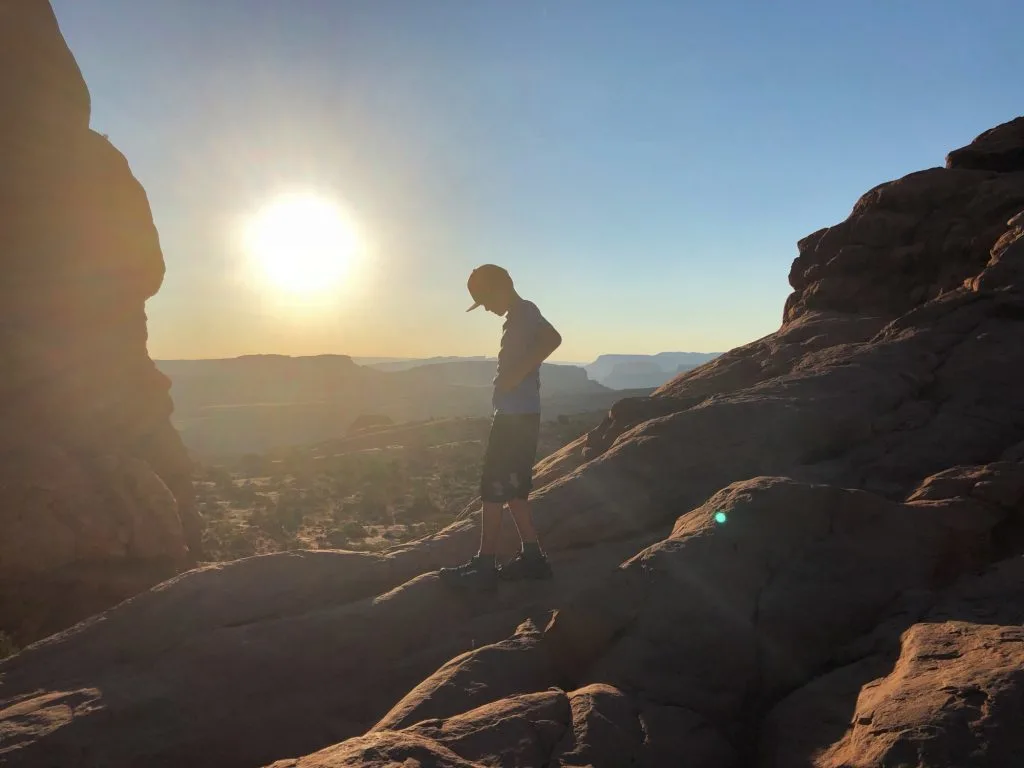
[466,264,512,311]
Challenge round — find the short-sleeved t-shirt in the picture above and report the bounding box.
[493,298,552,415]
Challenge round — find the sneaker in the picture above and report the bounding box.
[498,551,554,581]
[438,555,497,590]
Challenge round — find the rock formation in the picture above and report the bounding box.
[0,1,201,647]
[2,4,1024,767]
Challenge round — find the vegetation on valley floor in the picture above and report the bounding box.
[195,414,600,561]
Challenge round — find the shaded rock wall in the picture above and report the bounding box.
[0,0,199,645]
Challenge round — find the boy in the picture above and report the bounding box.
[439,264,561,588]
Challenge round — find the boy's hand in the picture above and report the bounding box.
[494,324,562,395]
[493,372,520,394]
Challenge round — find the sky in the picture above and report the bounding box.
[50,0,1023,363]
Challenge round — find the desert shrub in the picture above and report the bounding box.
[238,452,268,476]
[190,411,595,563]
[399,493,440,523]
[227,481,262,505]
[205,465,234,490]
[275,500,306,533]
[354,496,388,524]
[251,503,294,540]
[325,529,350,548]
[202,518,269,561]
[340,520,366,540]
[330,502,354,523]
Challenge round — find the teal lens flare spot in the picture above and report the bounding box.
[714,511,727,524]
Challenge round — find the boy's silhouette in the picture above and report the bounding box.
[439,264,562,588]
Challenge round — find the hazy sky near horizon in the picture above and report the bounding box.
[51,0,1022,362]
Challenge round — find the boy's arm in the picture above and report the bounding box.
[495,321,562,393]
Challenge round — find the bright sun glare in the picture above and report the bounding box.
[244,194,361,296]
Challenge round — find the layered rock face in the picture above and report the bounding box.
[2,7,1024,766]
[0,2,200,645]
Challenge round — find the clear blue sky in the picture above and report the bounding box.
[51,0,1023,362]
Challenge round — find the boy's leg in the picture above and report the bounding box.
[438,416,509,586]
[507,412,542,549]
[507,498,539,546]
[479,501,505,556]
[477,415,512,559]
[498,414,552,580]
[500,495,552,580]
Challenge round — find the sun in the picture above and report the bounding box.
[243,194,361,295]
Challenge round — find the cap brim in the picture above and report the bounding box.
[466,302,482,312]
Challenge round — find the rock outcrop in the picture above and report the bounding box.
[0,1,200,647]
[2,6,1024,766]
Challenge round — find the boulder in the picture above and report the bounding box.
[762,556,1024,767]
[947,116,1024,173]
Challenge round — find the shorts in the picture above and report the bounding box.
[480,413,541,503]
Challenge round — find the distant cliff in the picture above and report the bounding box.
[585,352,720,389]
[155,356,613,456]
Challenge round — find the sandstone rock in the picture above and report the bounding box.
[0,1,199,645]
[758,654,896,768]
[362,682,736,768]
[549,684,736,768]
[374,622,559,733]
[403,689,570,768]
[265,732,484,768]
[947,116,1024,173]
[0,534,650,767]
[326,474,993,768]
[765,556,1024,767]
[970,211,1024,293]
[784,167,1024,323]
[0,0,89,141]
[551,684,642,767]
[551,478,989,719]
[831,620,1024,767]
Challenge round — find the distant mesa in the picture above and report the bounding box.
[585,352,721,389]
[357,355,492,372]
[154,355,627,456]
[351,353,723,390]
